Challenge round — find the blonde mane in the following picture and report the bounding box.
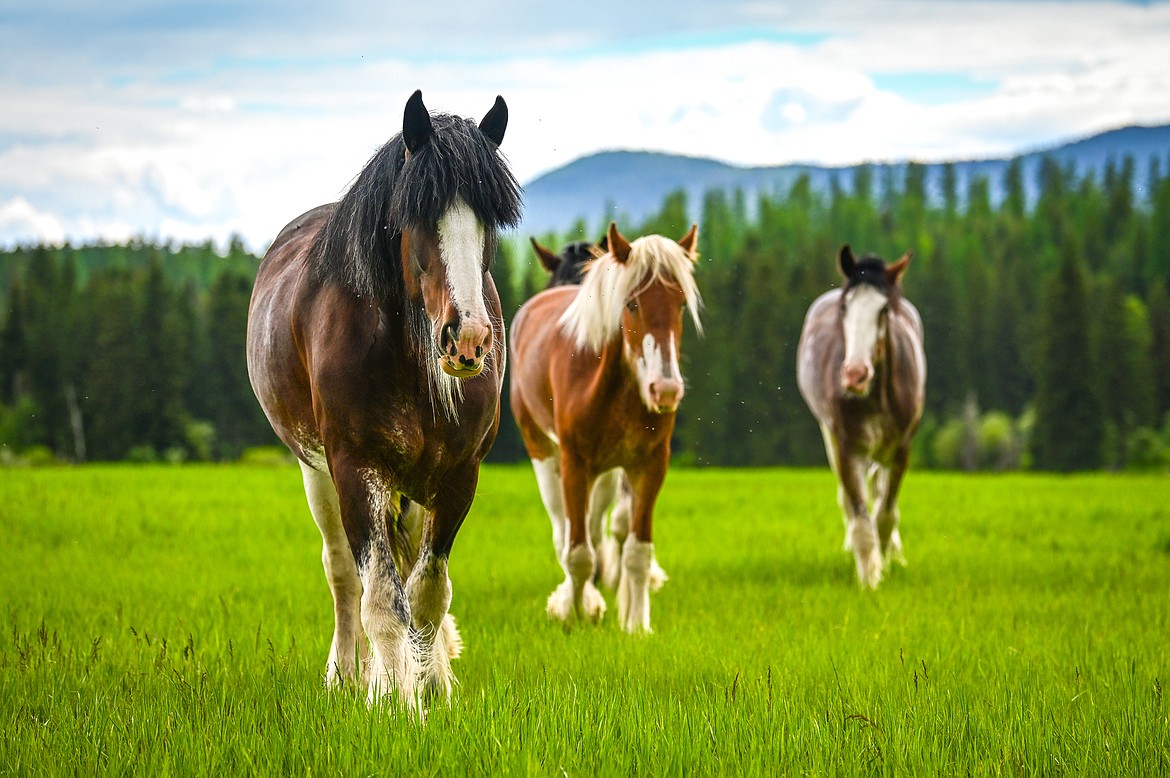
[559,234,702,352]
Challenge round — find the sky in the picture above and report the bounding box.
[1,0,1169,252]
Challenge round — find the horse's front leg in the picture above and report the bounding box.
[299,462,367,687]
[619,450,669,633]
[874,445,910,568]
[547,453,605,625]
[834,444,882,589]
[330,459,419,710]
[404,467,475,706]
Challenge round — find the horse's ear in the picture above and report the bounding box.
[530,237,560,274]
[479,95,508,146]
[607,222,632,263]
[838,245,856,279]
[597,234,609,252]
[403,90,433,154]
[677,223,699,259]
[885,251,912,286]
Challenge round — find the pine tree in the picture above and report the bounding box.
[1031,256,1103,471]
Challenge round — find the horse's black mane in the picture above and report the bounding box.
[843,254,904,311]
[313,112,522,305]
[845,255,889,289]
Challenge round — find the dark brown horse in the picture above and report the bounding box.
[797,246,926,588]
[510,222,700,632]
[246,90,521,707]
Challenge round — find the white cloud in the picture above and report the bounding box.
[0,197,66,246]
[2,1,1169,250]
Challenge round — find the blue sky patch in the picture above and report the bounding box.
[872,72,1000,105]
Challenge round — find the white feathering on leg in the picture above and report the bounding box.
[617,536,654,633]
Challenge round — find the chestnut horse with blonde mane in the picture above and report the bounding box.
[797,246,926,588]
[526,235,667,593]
[511,222,701,633]
[246,91,520,708]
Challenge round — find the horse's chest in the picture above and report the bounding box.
[842,405,900,462]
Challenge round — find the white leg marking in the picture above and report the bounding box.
[589,469,621,586]
[532,456,567,560]
[599,474,630,590]
[617,536,654,634]
[405,550,459,704]
[300,461,364,687]
[872,468,907,568]
[360,541,420,711]
[547,542,605,624]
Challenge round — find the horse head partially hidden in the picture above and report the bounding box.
[837,245,912,397]
[530,237,603,288]
[796,244,925,589]
[247,90,520,711]
[561,221,702,414]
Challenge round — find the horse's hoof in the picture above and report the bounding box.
[546,581,574,622]
[581,582,607,622]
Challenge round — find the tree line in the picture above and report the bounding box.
[2,153,1169,470]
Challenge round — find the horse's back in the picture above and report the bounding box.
[509,286,578,458]
[510,286,576,366]
[891,299,927,412]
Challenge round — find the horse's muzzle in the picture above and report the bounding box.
[841,363,873,396]
[647,378,684,414]
[439,319,491,378]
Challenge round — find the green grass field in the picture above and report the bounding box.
[2,464,1167,775]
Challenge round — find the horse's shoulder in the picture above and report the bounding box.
[893,298,925,339]
[804,288,841,320]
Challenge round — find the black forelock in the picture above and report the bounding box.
[845,255,891,291]
[546,241,599,287]
[312,110,523,304]
[389,112,523,232]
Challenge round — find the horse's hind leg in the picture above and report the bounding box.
[820,424,856,551]
[600,474,667,592]
[591,468,623,589]
[300,461,366,687]
[874,447,910,567]
[548,458,605,625]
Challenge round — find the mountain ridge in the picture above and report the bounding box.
[518,124,1170,235]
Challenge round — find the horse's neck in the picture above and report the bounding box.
[594,335,637,396]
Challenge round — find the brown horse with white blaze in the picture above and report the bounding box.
[245,90,521,708]
[510,222,701,633]
[796,246,926,589]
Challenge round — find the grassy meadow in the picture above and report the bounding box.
[1,463,1168,775]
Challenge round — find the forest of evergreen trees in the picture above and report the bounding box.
[3,154,1169,471]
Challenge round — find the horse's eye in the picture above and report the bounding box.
[412,244,430,273]
[626,300,638,313]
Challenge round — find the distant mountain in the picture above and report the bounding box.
[518,124,1170,235]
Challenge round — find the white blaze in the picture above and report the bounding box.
[436,197,487,322]
[632,332,681,408]
[842,285,887,371]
